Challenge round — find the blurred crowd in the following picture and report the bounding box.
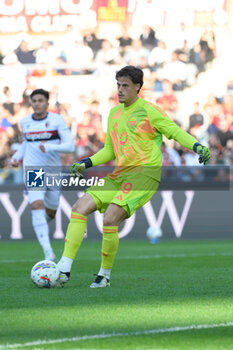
[0,22,232,184]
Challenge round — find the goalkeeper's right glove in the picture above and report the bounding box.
[193,143,211,165]
[70,157,92,179]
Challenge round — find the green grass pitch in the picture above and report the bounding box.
[1,239,233,350]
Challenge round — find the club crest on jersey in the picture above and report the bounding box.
[129,117,136,126]
[127,107,147,130]
[45,122,50,128]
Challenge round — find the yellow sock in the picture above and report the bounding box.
[101,226,119,269]
[63,212,87,260]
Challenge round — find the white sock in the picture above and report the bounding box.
[57,256,73,273]
[98,267,111,279]
[31,209,53,255]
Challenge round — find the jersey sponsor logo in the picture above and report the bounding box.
[24,130,60,142]
[120,131,128,145]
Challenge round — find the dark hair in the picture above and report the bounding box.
[30,89,49,100]
[115,65,144,93]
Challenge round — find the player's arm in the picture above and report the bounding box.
[70,113,115,178]
[40,117,75,153]
[152,106,210,165]
[10,140,26,167]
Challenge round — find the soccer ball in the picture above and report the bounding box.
[146,225,163,243]
[31,260,59,288]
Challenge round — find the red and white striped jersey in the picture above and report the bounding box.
[17,112,74,166]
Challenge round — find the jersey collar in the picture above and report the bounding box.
[123,97,141,111]
[32,112,49,121]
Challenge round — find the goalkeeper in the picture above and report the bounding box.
[57,65,210,288]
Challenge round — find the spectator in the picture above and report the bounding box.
[65,39,94,74]
[36,41,60,64]
[0,45,5,64]
[12,103,30,124]
[223,94,233,118]
[59,103,72,127]
[2,86,15,115]
[89,116,105,152]
[0,105,15,141]
[205,94,225,134]
[175,22,196,49]
[100,96,117,132]
[223,139,233,165]
[216,119,233,147]
[161,142,181,166]
[177,40,190,63]
[76,111,95,158]
[15,40,36,64]
[88,100,102,123]
[83,28,103,57]
[95,39,120,66]
[156,79,178,117]
[189,102,204,129]
[56,24,83,57]
[189,43,205,74]
[199,26,216,64]
[1,53,26,100]
[0,126,11,168]
[139,25,158,49]
[118,26,133,55]
[52,56,68,76]
[161,50,187,90]
[124,38,149,66]
[22,79,36,106]
[182,149,199,165]
[48,85,61,114]
[148,40,170,70]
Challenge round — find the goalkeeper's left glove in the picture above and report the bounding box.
[70,157,92,179]
[193,143,211,165]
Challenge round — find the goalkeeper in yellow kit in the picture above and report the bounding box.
[57,66,210,288]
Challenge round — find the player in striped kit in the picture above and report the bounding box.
[11,89,75,261]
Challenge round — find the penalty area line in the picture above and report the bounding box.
[1,322,233,349]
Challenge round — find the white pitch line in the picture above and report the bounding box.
[0,252,233,264]
[1,322,233,349]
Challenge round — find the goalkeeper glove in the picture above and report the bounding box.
[193,143,211,165]
[70,157,92,179]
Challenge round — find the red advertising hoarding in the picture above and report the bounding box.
[0,0,228,33]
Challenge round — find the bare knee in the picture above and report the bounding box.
[72,193,97,216]
[45,208,56,219]
[103,214,114,227]
[31,200,44,210]
[103,204,128,226]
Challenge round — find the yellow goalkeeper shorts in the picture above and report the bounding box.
[86,173,159,217]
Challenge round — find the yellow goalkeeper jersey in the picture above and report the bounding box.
[90,97,198,181]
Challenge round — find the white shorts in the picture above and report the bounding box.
[26,189,60,210]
